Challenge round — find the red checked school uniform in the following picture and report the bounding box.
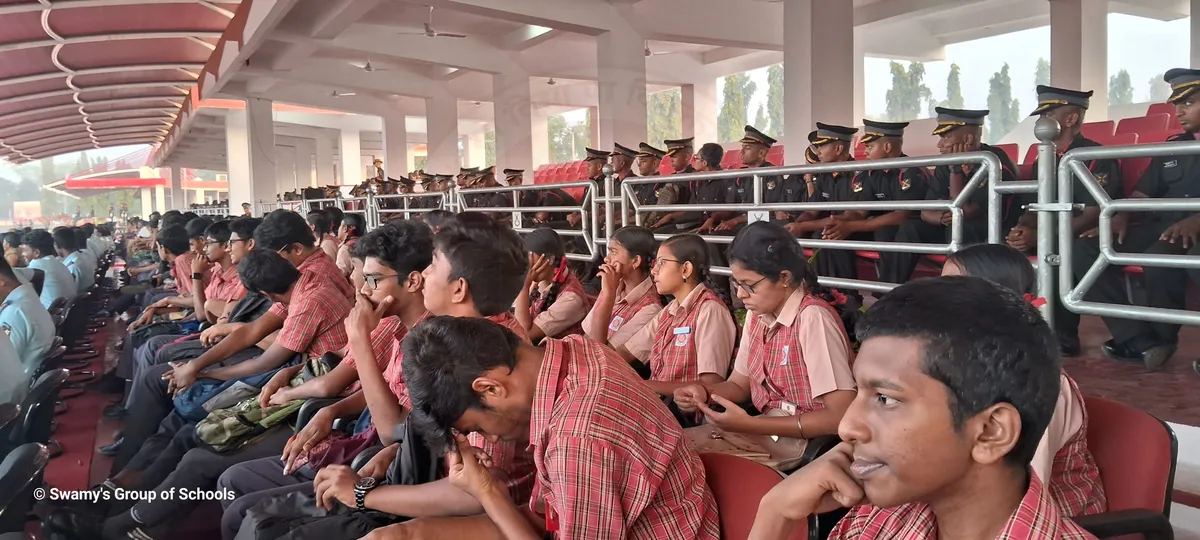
[489,311,530,344]
[1032,372,1107,517]
[582,276,662,350]
[273,284,353,358]
[528,335,720,539]
[203,262,246,302]
[379,311,431,407]
[733,290,855,457]
[268,250,354,319]
[625,284,736,383]
[830,473,1098,539]
[337,316,405,395]
[529,272,591,338]
[172,252,210,295]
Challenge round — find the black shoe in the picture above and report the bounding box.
[1057,334,1081,357]
[1141,344,1176,372]
[98,437,123,457]
[102,404,127,419]
[1101,339,1141,364]
[43,508,107,539]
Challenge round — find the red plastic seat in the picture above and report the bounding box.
[767,146,785,165]
[1146,102,1175,119]
[1071,396,1176,539]
[1123,266,1144,275]
[1137,130,1175,144]
[1090,133,1138,148]
[1115,114,1169,136]
[722,150,741,170]
[1081,121,1116,140]
[854,250,880,260]
[699,453,806,540]
[994,143,1020,168]
[925,254,947,265]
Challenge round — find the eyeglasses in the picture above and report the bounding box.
[364,273,401,290]
[652,257,681,271]
[732,276,767,294]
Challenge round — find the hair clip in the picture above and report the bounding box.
[1023,293,1047,308]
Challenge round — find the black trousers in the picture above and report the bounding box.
[878,219,988,284]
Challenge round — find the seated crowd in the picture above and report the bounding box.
[5,72,1197,540]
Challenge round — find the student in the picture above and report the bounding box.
[323,207,345,245]
[47,249,354,540]
[583,226,663,350]
[941,244,1106,517]
[19,229,76,308]
[81,222,104,260]
[749,277,1097,540]
[674,222,855,465]
[0,331,26,405]
[336,212,365,276]
[308,210,339,260]
[56,227,95,294]
[190,220,248,324]
[619,234,736,398]
[126,225,200,330]
[514,228,590,343]
[3,232,22,268]
[0,257,55,373]
[367,316,720,540]
[423,219,530,340]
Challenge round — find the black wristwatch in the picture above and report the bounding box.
[354,476,378,511]
[191,272,204,280]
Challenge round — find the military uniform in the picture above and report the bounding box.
[0,282,55,374]
[878,108,1019,285]
[855,120,932,242]
[631,142,671,207]
[800,124,873,284]
[724,126,784,218]
[656,137,704,231]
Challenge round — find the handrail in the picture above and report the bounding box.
[371,192,447,228]
[457,181,598,262]
[1057,138,1200,326]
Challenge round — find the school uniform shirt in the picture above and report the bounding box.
[625,284,736,382]
[170,252,209,296]
[335,315,405,396]
[1134,131,1200,225]
[61,250,95,295]
[582,277,662,351]
[375,312,431,406]
[1031,372,1106,517]
[830,473,1098,539]
[319,236,339,261]
[926,143,1019,227]
[529,273,590,339]
[856,159,932,218]
[204,262,247,303]
[86,236,105,259]
[0,283,55,373]
[267,250,355,319]
[489,311,531,344]
[527,335,720,539]
[27,255,76,308]
[272,283,353,358]
[735,290,855,415]
[335,237,358,276]
[0,332,28,405]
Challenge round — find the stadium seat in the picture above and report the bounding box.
[1071,396,1176,540]
[1145,102,1180,130]
[994,143,1020,168]
[1090,132,1138,148]
[699,453,806,540]
[1081,121,1116,140]
[1115,114,1169,137]
[721,149,741,169]
[0,443,49,534]
[767,145,785,165]
[1137,130,1175,144]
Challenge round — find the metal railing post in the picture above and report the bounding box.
[602,165,615,240]
[1033,117,1060,326]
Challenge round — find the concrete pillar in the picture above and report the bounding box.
[139,187,152,217]
[226,98,277,215]
[315,133,336,185]
[169,166,184,210]
[595,4,647,149]
[1192,0,1200,68]
[1050,0,1108,120]
[464,133,486,167]
[153,186,165,214]
[383,112,408,178]
[339,129,363,186]
[783,0,854,154]
[276,145,298,193]
[588,106,600,148]
[194,189,206,205]
[682,81,718,144]
[294,138,317,187]
[853,30,866,125]
[494,70,534,173]
[425,95,460,173]
[225,108,252,210]
[532,107,550,168]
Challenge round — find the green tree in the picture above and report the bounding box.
[929,63,965,117]
[885,61,933,122]
[646,88,683,146]
[1109,69,1134,106]
[484,131,496,167]
[766,64,784,137]
[717,73,757,143]
[985,63,1021,143]
[1035,58,1051,87]
[548,113,590,163]
[753,105,767,133]
[1148,73,1171,102]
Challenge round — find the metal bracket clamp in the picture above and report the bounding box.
[1026,202,1083,213]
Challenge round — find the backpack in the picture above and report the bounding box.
[194,355,333,453]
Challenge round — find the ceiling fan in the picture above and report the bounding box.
[546,78,557,86]
[331,90,356,98]
[356,57,389,73]
[397,6,467,39]
[644,41,673,57]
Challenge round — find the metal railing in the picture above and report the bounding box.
[1057,137,1200,327]
[370,192,447,228]
[457,181,598,262]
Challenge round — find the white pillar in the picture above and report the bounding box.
[853,30,866,124]
[596,4,647,149]
[339,129,363,186]
[276,145,298,194]
[466,133,487,167]
[682,81,718,144]
[425,95,460,173]
[783,0,854,154]
[383,112,408,178]
[315,132,336,186]
[169,166,184,210]
[494,71,534,173]
[194,189,206,205]
[1051,0,1108,120]
[295,138,317,187]
[226,98,278,215]
[153,186,165,213]
[139,187,152,217]
[532,107,550,168]
[588,106,600,148]
[225,108,253,210]
[1192,0,1200,68]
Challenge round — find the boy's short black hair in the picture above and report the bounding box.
[155,225,191,257]
[229,216,261,241]
[433,219,527,316]
[238,249,301,295]
[21,230,55,257]
[402,316,524,447]
[52,227,78,252]
[856,276,1060,468]
[342,213,365,239]
[256,210,316,251]
[73,228,89,248]
[0,256,16,283]
[205,221,232,243]
[149,218,161,229]
[181,212,200,222]
[322,207,344,233]
[355,221,433,276]
[2,232,21,248]
[160,214,186,230]
[80,222,95,236]
[185,217,214,240]
[306,211,331,237]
